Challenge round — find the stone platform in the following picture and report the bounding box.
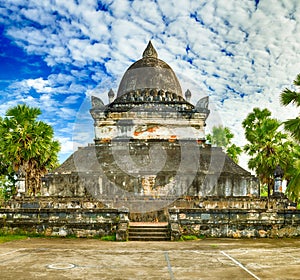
[0,196,300,239]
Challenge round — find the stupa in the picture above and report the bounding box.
[43,42,258,214]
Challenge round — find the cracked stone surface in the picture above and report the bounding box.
[0,238,299,279]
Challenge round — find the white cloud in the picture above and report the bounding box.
[55,135,85,163]
[109,0,131,18]
[27,78,52,93]
[63,95,81,105]
[56,137,75,155]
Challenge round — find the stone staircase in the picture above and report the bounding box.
[128,223,170,241]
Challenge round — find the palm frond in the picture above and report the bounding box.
[284,118,300,141]
[280,89,300,106]
[293,74,300,86]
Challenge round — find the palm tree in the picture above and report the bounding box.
[280,74,300,201]
[242,108,297,197]
[0,104,60,196]
[280,73,300,141]
[286,160,300,203]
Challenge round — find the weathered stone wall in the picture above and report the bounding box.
[4,196,106,209]
[1,197,299,239]
[43,172,258,199]
[43,143,258,199]
[169,207,300,239]
[171,196,293,210]
[0,203,129,240]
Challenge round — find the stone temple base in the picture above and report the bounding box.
[1,196,299,239]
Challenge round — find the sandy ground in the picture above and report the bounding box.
[0,238,299,279]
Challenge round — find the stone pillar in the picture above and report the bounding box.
[273,165,284,197]
[168,208,181,241]
[116,208,129,241]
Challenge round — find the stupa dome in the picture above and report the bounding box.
[117,41,183,98]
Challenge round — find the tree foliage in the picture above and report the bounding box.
[206,125,242,163]
[280,74,300,201]
[285,160,300,202]
[0,104,60,196]
[280,73,300,141]
[242,107,299,196]
[0,174,17,202]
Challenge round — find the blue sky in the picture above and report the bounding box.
[0,0,300,169]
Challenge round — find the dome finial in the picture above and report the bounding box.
[185,89,192,102]
[142,41,158,58]
[108,88,115,103]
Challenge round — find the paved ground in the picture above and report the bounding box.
[0,238,299,279]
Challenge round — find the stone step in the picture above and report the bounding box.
[129,231,168,236]
[128,223,170,241]
[129,236,169,241]
[129,227,168,232]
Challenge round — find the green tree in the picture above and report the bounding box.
[279,142,300,201]
[0,135,17,202]
[285,159,300,202]
[0,174,17,202]
[280,74,300,201]
[0,104,60,196]
[242,107,299,196]
[206,125,242,163]
[280,73,300,141]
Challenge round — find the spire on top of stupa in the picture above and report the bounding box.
[142,40,158,59]
[116,40,183,98]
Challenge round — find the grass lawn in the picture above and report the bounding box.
[0,235,28,244]
[0,233,118,243]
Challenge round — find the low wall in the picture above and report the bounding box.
[169,208,300,239]
[0,207,129,240]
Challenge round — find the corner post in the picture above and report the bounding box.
[168,208,181,241]
[116,208,129,241]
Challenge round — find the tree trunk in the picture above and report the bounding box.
[25,173,32,196]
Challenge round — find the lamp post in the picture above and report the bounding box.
[273,164,284,197]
